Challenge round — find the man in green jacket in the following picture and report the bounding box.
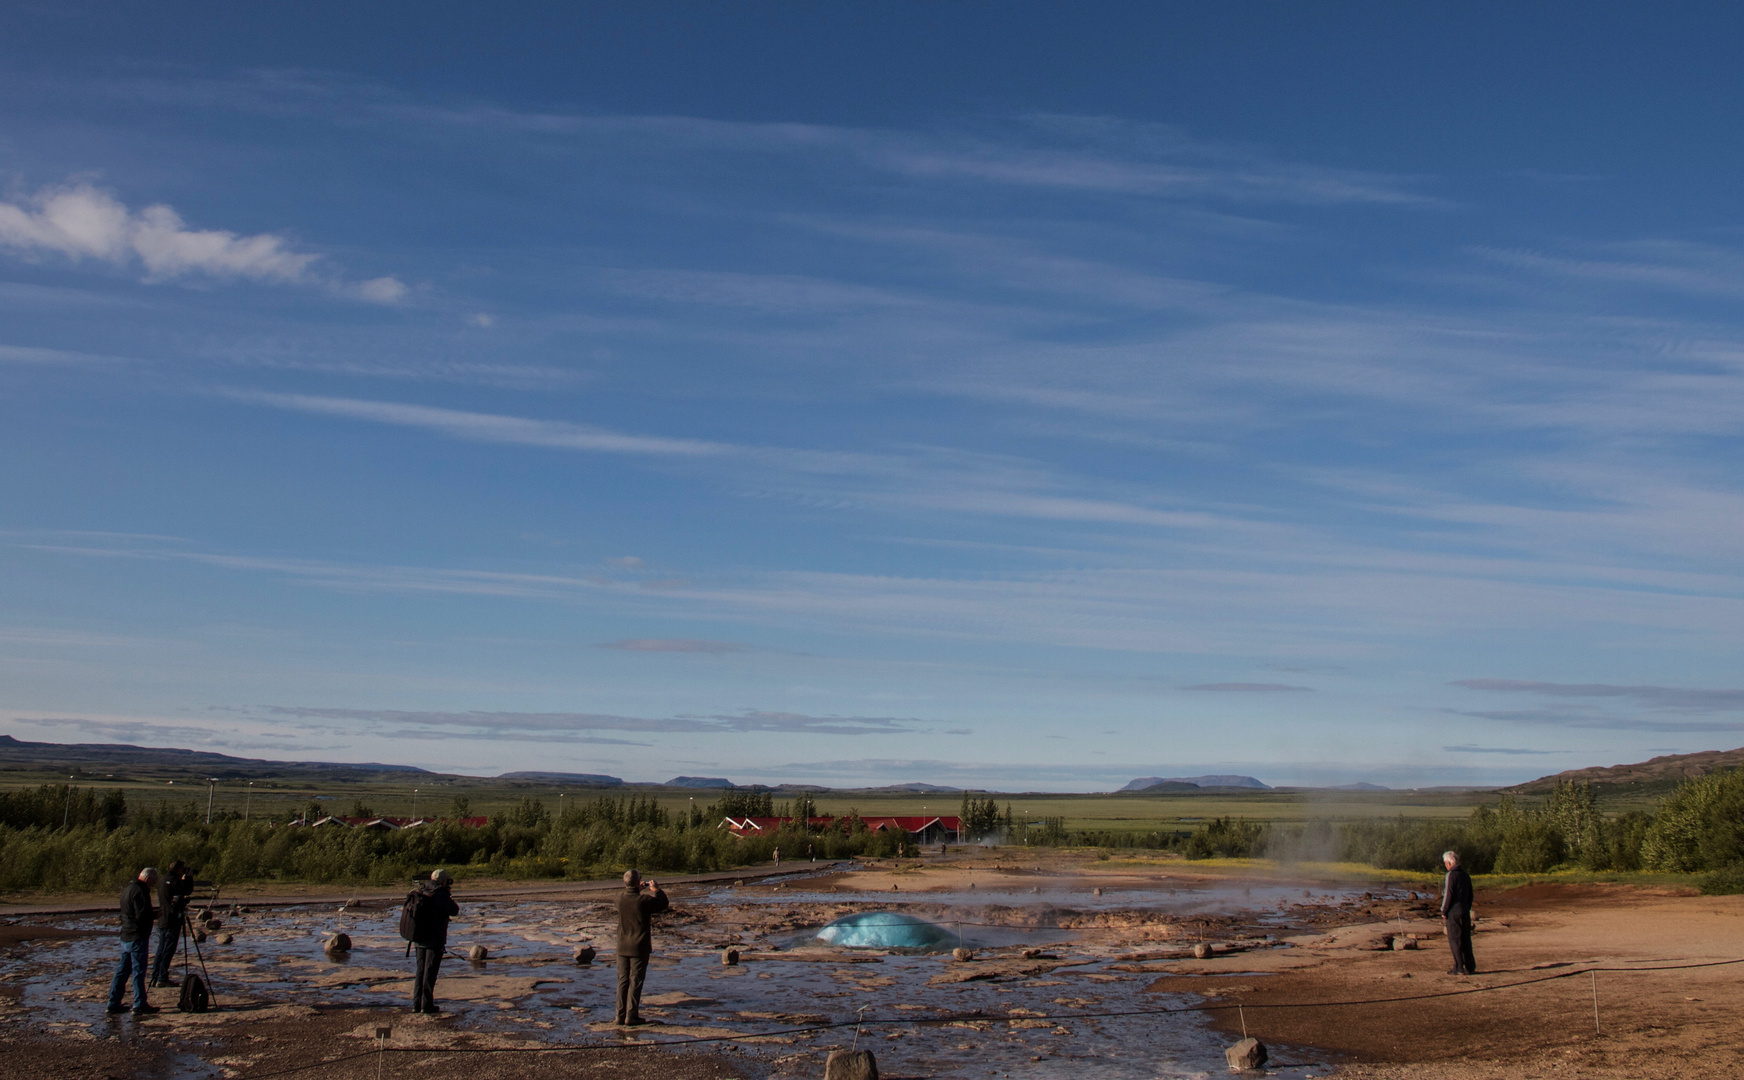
[614,869,669,1025]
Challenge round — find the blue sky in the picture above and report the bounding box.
[2,3,1742,789]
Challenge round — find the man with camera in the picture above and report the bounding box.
[614,869,669,1025]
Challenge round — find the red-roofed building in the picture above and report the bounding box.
[721,815,961,844]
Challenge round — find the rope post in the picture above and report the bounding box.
[1591,970,1600,1036]
[374,1025,391,1080]
[853,1005,868,1050]
[1239,1005,1248,1039]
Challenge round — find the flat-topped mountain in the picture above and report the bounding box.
[497,771,624,786]
[1122,774,1270,792]
[0,734,430,779]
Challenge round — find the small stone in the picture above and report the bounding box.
[202,916,222,930]
[733,880,744,887]
[217,933,234,945]
[1092,887,1103,896]
[192,929,207,943]
[721,948,740,966]
[824,1048,878,1080]
[572,945,596,964]
[1392,936,1417,951]
[1192,942,1212,959]
[468,944,489,962]
[952,947,974,962]
[324,932,351,954]
[1225,1037,1267,1070]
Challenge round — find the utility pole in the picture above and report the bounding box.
[246,781,255,822]
[413,788,419,820]
[206,778,218,824]
[63,775,74,829]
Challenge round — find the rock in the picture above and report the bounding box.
[192,929,206,943]
[1391,936,1417,951]
[721,948,740,966]
[202,916,222,930]
[217,933,234,945]
[1225,1037,1267,1070]
[573,945,596,964]
[733,880,744,887]
[952,947,974,962]
[823,1048,878,1080]
[1093,887,1103,896]
[468,944,489,962]
[1192,942,1212,959]
[324,933,351,954]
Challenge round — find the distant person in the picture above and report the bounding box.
[1440,850,1477,975]
[108,867,160,1015]
[149,860,194,988]
[409,869,460,1014]
[614,869,669,1025]
[772,846,781,866]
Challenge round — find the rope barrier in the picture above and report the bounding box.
[232,955,1744,1079]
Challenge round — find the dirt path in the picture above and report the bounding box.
[1144,883,1744,1078]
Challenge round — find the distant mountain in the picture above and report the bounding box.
[1122,774,1270,792]
[665,776,735,788]
[865,782,962,793]
[497,771,624,786]
[1326,782,1391,791]
[0,735,432,779]
[1507,747,1744,796]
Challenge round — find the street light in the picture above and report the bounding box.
[206,778,219,824]
[413,788,419,821]
[245,781,255,823]
[63,775,74,829]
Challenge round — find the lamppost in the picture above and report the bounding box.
[413,788,419,821]
[245,781,255,823]
[206,778,218,824]
[62,775,74,829]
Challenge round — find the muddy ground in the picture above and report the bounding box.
[2,853,1740,1078]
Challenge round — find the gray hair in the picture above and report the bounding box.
[430,868,453,885]
[139,867,160,882]
[623,868,641,887]
[1442,850,1461,866]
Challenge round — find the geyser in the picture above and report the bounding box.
[815,911,955,950]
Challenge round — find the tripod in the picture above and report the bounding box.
[180,910,218,1009]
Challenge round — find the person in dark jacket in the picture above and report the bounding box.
[614,869,669,1025]
[409,869,460,1014]
[1440,850,1477,975]
[148,860,194,988]
[108,867,161,1015]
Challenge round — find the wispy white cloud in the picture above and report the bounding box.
[597,638,753,654]
[0,181,406,303]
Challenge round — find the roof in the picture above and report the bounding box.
[289,815,490,829]
[720,814,961,836]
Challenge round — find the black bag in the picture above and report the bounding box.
[398,888,424,941]
[177,973,209,1013]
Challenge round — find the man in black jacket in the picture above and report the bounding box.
[107,867,161,1015]
[148,860,194,988]
[1441,850,1477,975]
[409,869,460,1014]
[614,869,669,1025]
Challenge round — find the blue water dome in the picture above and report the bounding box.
[815,911,955,950]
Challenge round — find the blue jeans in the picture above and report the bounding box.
[108,938,149,1010]
[149,922,180,984]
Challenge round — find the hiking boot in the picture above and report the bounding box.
[132,1004,161,1015]
[106,1004,128,1015]
[422,1004,441,1014]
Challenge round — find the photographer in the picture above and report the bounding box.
[613,869,668,1025]
[148,860,194,988]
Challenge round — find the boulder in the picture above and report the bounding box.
[202,916,222,930]
[1192,942,1212,959]
[721,948,740,966]
[468,944,489,963]
[324,932,351,954]
[1391,936,1417,951]
[217,933,234,946]
[192,929,207,943]
[573,945,596,964]
[952,947,974,962]
[1093,887,1103,896]
[1224,1038,1267,1071]
[823,1048,878,1080]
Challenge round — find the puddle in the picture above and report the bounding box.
[2,875,1359,1079]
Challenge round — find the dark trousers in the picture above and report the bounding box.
[1445,907,1476,974]
[109,938,149,1010]
[149,922,181,985]
[412,945,443,1011]
[615,953,649,1022]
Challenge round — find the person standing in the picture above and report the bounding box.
[1440,850,1477,975]
[108,867,160,1015]
[613,869,669,1025]
[148,860,194,988]
[409,869,460,1014]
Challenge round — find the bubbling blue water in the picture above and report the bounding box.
[814,910,954,950]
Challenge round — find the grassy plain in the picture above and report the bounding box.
[0,762,1516,833]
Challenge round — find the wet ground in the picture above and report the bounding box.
[0,862,1414,1078]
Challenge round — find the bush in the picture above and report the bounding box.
[1699,863,1744,895]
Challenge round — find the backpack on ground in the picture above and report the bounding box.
[177,972,209,1013]
[398,888,425,942]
